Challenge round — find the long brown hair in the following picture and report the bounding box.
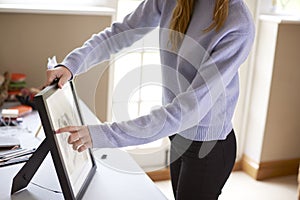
[169,0,229,49]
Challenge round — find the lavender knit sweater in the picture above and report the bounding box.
[60,0,255,148]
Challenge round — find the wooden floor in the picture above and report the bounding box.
[155,172,298,200]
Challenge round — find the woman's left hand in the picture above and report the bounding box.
[56,126,92,152]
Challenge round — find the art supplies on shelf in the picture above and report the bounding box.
[1,108,23,126]
[0,104,32,126]
[0,72,10,107]
[7,73,27,102]
[1,109,19,118]
[8,105,33,117]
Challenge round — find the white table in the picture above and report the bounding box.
[0,101,168,200]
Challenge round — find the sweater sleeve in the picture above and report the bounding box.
[61,0,162,76]
[89,28,255,148]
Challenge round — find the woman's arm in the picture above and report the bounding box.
[61,0,162,77]
[46,0,162,87]
[87,28,255,148]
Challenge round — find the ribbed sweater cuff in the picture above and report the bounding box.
[88,124,117,148]
[60,60,80,77]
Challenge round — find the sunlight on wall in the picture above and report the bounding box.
[271,0,300,15]
[283,0,300,14]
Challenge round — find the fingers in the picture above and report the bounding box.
[77,145,88,153]
[72,139,84,151]
[57,73,70,89]
[46,69,59,86]
[56,126,80,134]
[45,66,72,88]
[56,126,92,152]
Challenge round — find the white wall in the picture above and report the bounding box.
[259,0,300,14]
[0,7,114,121]
[241,0,300,163]
[232,0,259,160]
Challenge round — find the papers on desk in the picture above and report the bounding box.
[0,139,35,167]
[0,156,30,167]
[0,136,20,148]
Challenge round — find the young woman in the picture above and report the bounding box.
[47,0,255,199]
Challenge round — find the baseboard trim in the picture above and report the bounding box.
[145,156,300,182]
[241,154,300,180]
[146,161,242,182]
[233,160,242,171]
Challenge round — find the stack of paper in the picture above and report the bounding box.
[0,136,35,167]
[0,136,20,149]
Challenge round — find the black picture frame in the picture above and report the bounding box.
[33,80,96,200]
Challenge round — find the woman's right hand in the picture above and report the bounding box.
[46,66,72,88]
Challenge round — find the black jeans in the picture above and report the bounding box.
[169,130,236,200]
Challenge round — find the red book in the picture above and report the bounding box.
[9,105,32,117]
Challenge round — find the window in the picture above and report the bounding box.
[111,0,169,171]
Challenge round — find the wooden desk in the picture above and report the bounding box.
[0,101,167,200]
